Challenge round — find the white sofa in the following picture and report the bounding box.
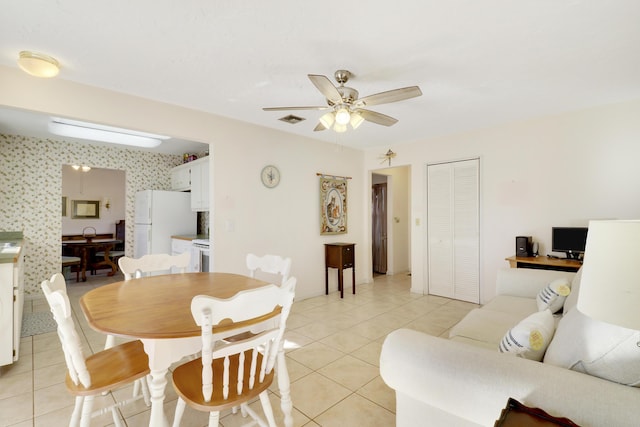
[380,267,640,426]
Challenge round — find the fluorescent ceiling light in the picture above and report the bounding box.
[48,117,169,148]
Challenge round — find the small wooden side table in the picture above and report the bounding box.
[325,243,355,298]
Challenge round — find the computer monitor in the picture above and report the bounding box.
[552,227,588,259]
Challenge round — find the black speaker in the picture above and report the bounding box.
[516,236,532,257]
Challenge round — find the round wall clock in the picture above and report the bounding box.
[261,165,281,188]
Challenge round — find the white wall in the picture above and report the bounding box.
[0,66,366,300]
[364,98,640,303]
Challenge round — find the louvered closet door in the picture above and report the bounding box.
[427,159,479,303]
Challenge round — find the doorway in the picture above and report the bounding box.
[62,165,126,236]
[372,180,387,275]
[371,166,411,277]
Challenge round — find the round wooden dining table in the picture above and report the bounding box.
[80,272,293,427]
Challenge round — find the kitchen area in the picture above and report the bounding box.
[167,154,211,273]
[134,154,212,273]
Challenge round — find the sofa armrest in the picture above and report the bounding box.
[495,268,575,298]
[380,329,640,427]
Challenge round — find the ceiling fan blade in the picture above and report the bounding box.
[359,109,398,127]
[262,106,329,111]
[308,74,343,104]
[356,86,422,107]
[313,122,327,132]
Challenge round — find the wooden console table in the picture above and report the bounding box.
[325,243,355,298]
[505,255,582,272]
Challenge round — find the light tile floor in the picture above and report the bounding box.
[0,272,478,427]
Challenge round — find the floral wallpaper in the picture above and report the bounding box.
[0,133,183,296]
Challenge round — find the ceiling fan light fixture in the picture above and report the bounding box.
[319,112,335,129]
[17,51,60,78]
[333,123,347,133]
[335,107,351,125]
[350,113,365,129]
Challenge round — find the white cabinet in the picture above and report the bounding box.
[171,238,195,273]
[169,158,210,211]
[171,238,193,256]
[170,163,191,191]
[0,247,24,367]
[189,157,210,212]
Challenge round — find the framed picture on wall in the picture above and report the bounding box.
[72,200,100,219]
[62,196,67,216]
[319,175,348,235]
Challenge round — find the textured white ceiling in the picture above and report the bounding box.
[1,0,640,152]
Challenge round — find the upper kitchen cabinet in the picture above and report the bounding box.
[190,157,209,212]
[170,162,191,191]
[170,157,209,211]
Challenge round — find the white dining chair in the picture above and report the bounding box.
[101,252,192,351]
[41,273,150,427]
[171,277,296,427]
[118,252,191,279]
[246,253,292,285]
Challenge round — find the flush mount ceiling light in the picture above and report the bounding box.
[49,117,170,148]
[17,51,60,78]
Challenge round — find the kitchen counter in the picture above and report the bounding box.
[0,231,24,264]
[171,234,209,241]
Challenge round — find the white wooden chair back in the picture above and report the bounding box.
[118,252,190,279]
[41,273,91,388]
[194,277,295,402]
[245,253,292,285]
[41,273,151,427]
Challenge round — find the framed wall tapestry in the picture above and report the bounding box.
[319,175,348,235]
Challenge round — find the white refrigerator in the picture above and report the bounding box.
[134,190,197,258]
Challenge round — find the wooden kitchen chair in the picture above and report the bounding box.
[171,277,297,427]
[246,253,292,286]
[41,273,150,427]
[94,220,125,273]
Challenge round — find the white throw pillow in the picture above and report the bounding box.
[499,309,555,361]
[536,278,571,313]
[543,307,640,386]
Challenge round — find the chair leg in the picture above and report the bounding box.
[70,396,83,427]
[111,406,126,427]
[207,411,220,427]
[259,391,277,427]
[104,334,115,349]
[172,397,186,427]
[277,349,294,427]
[80,395,94,427]
[140,375,151,406]
[242,402,269,427]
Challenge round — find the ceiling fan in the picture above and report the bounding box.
[263,70,422,133]
[379,149,397,166]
